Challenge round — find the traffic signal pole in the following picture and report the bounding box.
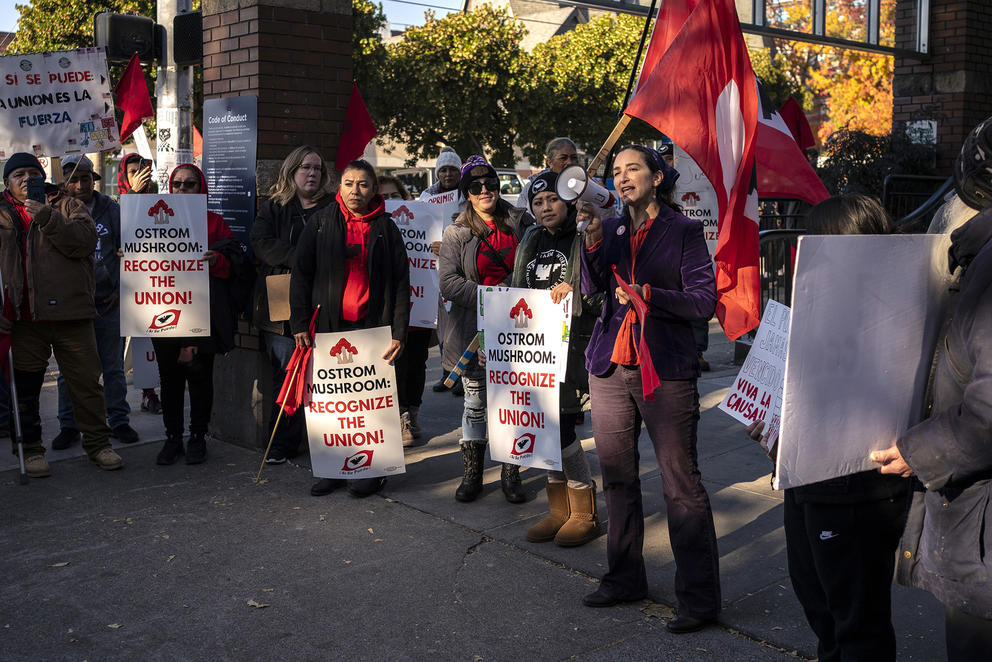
[154,0,194,189]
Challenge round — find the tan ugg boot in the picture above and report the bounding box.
[525,481,569,542]
[554,485,601,547]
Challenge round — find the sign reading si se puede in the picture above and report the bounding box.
[305,326,405,480]
[119,194,210,338]
[718,299,790,449]
[0,48,120,157]
[480,286,570,470]
[386,200,443,328]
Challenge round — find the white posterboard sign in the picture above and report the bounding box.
[774,234,954,490]
[672,144,720,259]
[0,48,120,157]
[480,286,570,470]
[387,200,443,328]
[718,299,790,447]
[305,326,405,480]
[120,194,210,337]
[129,336,160,389]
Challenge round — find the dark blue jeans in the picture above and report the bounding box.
[589,365,721,618]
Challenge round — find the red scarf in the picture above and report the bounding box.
[610,217,654,366]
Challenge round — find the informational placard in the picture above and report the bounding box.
[120,194,210,337]
[672,144,720,259]
[128,336,159,389]
[0,48,119,157]
[480,286,570,470]
[305,327,405,480]
[386,200,443,328]
[718,299,790,447]
[774,234,954,490]
[203,96,257,252]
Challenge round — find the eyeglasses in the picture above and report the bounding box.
[297,164,322,173]
[467,178,500,195]
[172,179,199,190]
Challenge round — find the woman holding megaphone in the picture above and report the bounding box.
[579,145,721,635]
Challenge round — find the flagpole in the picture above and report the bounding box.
[254,355,304,483]
[587,115,632,178]
[621,0,659,113]
[0,268,28,484]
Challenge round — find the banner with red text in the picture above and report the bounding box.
[718,299,789,448]
[480,286,570,470]
[0,48,120,157]
[386,200,444,328]
[120,194,210,337]
[305,326,405,480]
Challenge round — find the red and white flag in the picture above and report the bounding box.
[625,0,760,340]
[755,85,829,204]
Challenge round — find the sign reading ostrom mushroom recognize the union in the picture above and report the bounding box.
[304,326,405,480]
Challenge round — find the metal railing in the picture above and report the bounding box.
[882,174,948,226]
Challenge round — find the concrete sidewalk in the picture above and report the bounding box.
[0,323,945,661]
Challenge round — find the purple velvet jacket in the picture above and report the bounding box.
[581,205,716,381]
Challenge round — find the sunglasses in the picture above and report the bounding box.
[172,179,199,190]
[467,177,500,195]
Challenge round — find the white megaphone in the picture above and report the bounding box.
[556,164,615,210]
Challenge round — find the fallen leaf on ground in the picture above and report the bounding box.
[50,562,70,567]
[247,600,269,609]
[107,623,123,629]
[344,560,352,564]
[367,528,374,534]
[166,555,176,563]
[262,588,274,592]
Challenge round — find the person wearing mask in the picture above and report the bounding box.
[515,137,580,210]
[0,153,122,476]
[252,146,335,465]
[50,156,139,451]
[438,155,534,504]
[290,159,409,498]
[150,164,244,466]
[513,170,601,546]
[749,195,909,661]
[579,145,720,635]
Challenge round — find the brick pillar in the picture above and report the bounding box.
[200,0,353,451]
[893,0,992,172]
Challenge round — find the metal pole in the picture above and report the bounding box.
[155,0,194,190]
[619,0,658,114]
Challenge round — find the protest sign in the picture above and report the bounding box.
[480,286,570,470]
[120,194,210,338]
[304,327,405,480]
[775,234,954,490]
[718,299,790,447]
[128,336,159,389]
[387,200,443,328]
[672,144,720,258]
[0,48,119,157]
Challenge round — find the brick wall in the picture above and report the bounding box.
[893,0,992,172]
[201,0,353,164]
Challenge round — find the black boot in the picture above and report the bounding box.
[455,442,485,502]
[185,433,207,465]
[501,463,526,503]
[156,433,184,465]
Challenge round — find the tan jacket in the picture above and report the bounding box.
[0,193,97,321]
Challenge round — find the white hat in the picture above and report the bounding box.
[436,149,461,175]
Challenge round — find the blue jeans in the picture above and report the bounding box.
[461,374,487,443]
[57,306,129,430]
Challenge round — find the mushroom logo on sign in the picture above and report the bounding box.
[680,191,700,207]
[510,432,535,457]
[341,450,374,472]
[509,298,533,329]
[330,337,358,364]
[391,205,414,225]
[148,199,175,225]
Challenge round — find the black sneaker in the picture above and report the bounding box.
[185,433,207,465]
[431,378,450,393]
[451,381,464,397]
[347,477,386,498]
[265,448,288,465]
[311,478,345,496]
[111,424,140,444]
[156,434,184,465]
[142,391,162,414]
[51,428,81,450]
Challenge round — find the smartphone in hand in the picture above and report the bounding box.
[26,176,46,203]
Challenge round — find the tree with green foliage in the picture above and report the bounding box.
[377,7,526,166]
[9,1,155,54]
[352,0,387,111]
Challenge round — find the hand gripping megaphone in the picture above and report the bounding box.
[556,164,615,210]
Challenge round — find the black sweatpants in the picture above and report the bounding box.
[152,340,215,437]
[394,328,431,408]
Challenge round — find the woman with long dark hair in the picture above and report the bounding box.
[580,145,721,634]
[438,155,533,503]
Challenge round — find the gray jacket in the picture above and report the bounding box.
[438,205,531,377]
[896,206,992,618]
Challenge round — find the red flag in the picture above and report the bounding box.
[113,53,154,144]
[612,266,661,401]
[276,306,321,416]
[625,0,761,341]
[778,96,816,151]
[335,81,377,172]
[193,125,203,159]
[634,0,699,91]
[755,87,829,204]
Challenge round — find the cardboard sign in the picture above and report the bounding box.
[0,48,120,157]
[480,286,570,470]
[386,200,443,328]
[774,234,954,490]
[305,327,405,480]
[718,299,790,447]
[128,336,159,389]
[120,194,210,337]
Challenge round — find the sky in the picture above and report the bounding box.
[0,1,464,35]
